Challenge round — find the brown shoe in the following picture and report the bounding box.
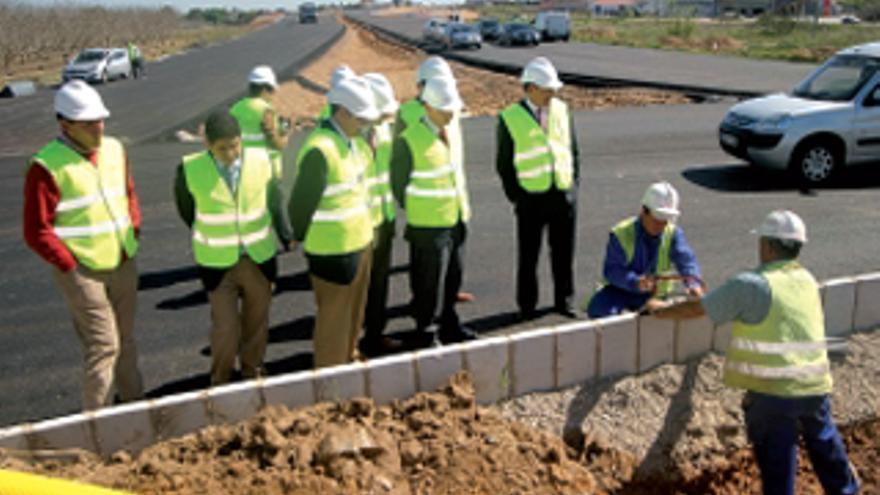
[360,336,403,357]
[456,291,475,303]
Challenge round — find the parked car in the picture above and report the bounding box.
[62,48,131,84]
[423,18,448,43]
[841,14,861,24]
[497,23,541,47]
[718,42,880,184]
[535,11,571,42]
[299,2,317,23]
[440,23,482,50]
[477,18,503,41]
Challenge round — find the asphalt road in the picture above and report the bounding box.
[3,101,880,427]
[349,12,816,95]
[0,16,343,157]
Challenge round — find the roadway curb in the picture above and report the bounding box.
[345,14,762,101]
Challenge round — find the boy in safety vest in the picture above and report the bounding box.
[651,210,859,495]
[23,81,144,410]
[174,110,289,385]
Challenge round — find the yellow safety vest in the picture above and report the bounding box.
[401,119,471,228]
[366,121,396,226]
[183,148,278,268]
[724,260,833,397]
[296,127,373,255]
[396,98,425,138]
[500,98,573,192]
[0,469,133,495]
[32,138,138,271]
[230,96,282,177]
[594,217,675,298]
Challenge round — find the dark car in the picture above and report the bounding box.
[498,23,540,46]
[299,2,317,23]
[477,18,503,41]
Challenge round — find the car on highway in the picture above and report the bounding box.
[299,2,317,23]
[440,23,482,50]
[477,18,504,41]
[535,11,571,42]
[62,48,131,84]
[423,18,448,43]
[719,42,880,184]
[497,23,541,47]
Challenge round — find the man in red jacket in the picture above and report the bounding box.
[23,81,144,410]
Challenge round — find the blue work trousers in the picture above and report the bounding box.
[743,391,859,495]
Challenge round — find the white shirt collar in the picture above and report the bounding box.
[328,117,352,148]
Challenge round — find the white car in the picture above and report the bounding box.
[719,42,880,184]
[535,11,571,42]
[62,48,132,84]
[423,18,448,43]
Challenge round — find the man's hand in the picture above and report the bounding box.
[638,275,656,294]
[643,298,671,314]
[686,285,704,298]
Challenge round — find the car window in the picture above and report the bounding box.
[75,50,106,62]
[793,55,880,102]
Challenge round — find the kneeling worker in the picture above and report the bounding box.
[587,181,702,318]
[175,110,288,385]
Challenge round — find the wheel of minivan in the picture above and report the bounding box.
[790,138,841,185]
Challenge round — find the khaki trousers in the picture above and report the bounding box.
[52,258,144,411]
[311,250,372,368]
[207,257,272,385]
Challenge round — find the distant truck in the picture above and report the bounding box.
[299,2,317,23]
[534,11,571,42]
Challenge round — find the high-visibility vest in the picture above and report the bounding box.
[318,103,332,121]
[396,98,425,137]
[366,121,396,226]
[596,217,675,297]
[724,261,833,397]
[183,148,277,268]
[401,119,471,228]
[230,97,282,176]
[32,138,138,271]
[500,98,573,192]
[296,127,373,255]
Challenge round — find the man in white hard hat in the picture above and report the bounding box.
[586,181,703,318]
[496,56,581,320]
[359,73,404,356]
[651,210,859,495]
[23,80,144,410]
[393,56,455,138]
[174,110,289,385]
[288,76,378,367]
[319,64,357,120]
[230,65,291,179]
[391,77,476,345]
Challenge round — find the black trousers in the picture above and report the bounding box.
[407,221,466,332]
[515,194,576,313]
[363,220,395,342]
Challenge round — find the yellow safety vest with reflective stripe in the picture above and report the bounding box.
[396,98,425,138]
[32,138,138,271]
[367,121,396,226]
[500,98,573,192]
[724,261,833,397]
[183,148,277,268]
[297,127,373,255]
[601,217,675,296]
[230,96,282,176]
[402,119,471,228]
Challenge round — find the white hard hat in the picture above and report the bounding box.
[330,64,355,88]
[363,73,399,115]
[327,76,380,121]
[54,80,110,121]
[641,181,680,222]
[754,210,807,243]
[421,77,462,113]
[417,56,454,83]
[521,57,563,90]
[248,65,278,89]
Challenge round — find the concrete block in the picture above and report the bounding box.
[675,316,714,362]
[462,336,511,404]
[822,278,856,337]
[854,272,880,332]
[0,425,29,452]
[638,316,675,372]
[597,314,638,378]
[713,323,732,353]
[366,353,417,405]
[26,414,98,454]
[510,327,557,396]
[206,381,264,426]
[262,370,316,412]
[314,363,367,403]
[93,401,155,456]
[555,320,598,389]
[414,345,465,393]
[150,390,210,442]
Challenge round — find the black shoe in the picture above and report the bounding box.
[360,336,403,357]
[554,305,578,319]
[439,325,478,344]
[518,308,538,322]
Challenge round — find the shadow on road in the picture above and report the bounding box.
[155,289,207,310]
[274,270,311,294]
[139,265,199,290]
[683,162,880,194]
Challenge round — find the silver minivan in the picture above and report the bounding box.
[62,48,132,84]
[719,42,880,184]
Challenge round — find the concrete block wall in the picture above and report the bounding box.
[0,272,875,457]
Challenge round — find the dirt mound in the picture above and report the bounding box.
[0,372,600,495]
